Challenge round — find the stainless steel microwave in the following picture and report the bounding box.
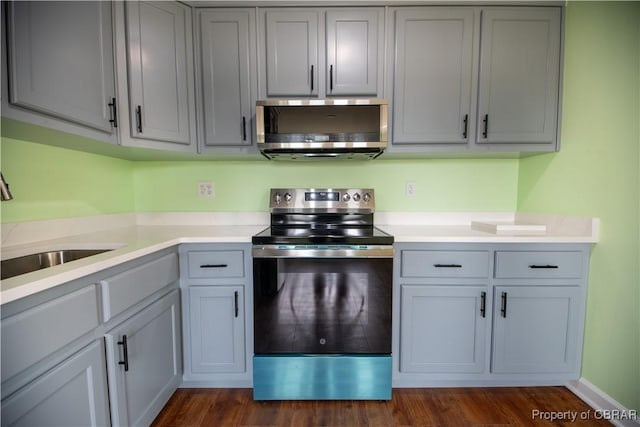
[256,99,388,160]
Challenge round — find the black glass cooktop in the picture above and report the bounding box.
[252,225,393,245]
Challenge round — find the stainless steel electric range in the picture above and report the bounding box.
[252,188,394,400]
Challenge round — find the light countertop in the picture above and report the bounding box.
[1,212,599,305]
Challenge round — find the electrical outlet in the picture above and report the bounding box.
[198,181,214,198]
[406,181,417,198]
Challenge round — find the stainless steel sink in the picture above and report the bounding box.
[1,249,113,280]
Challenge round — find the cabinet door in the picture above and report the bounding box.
[126,1,195,145]
[492,286,581,374]
[400,285,487,373]
[477,8,561,145]
[188,286,245,373]
[265,10,319,97]
[199,9,255,148]
[1,340,110,427]
[6,1,116,134]
[106,290,181,427]
[392,8,475,145]
[325,9,382,96]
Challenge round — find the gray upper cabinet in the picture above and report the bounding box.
[392,8,475,145]
[197,9,256,151]
[263,9,320,97]
[389,6,562,154]
[4,1,117,139]
[122,1,196,150]
[260,8,383,98]
[325,9,382,96]
[477,8,561,146]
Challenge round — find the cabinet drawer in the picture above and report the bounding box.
[101,252,179,321]
[1,285,100,382]
[401,250,490,278]
[187,250,244,279]
[494,251,584,279]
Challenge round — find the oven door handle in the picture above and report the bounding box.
[252,245,394,259]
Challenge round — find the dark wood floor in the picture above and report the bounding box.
[152,387,611,426]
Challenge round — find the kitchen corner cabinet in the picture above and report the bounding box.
[117,0,197,152]
[393,243,590,387]
[1,340,110,427]
[1,247,181,427]
[389,6,561,153]
[196,9,257,152]
[105,289,182,427]
[179,244,253,387]
[259,8,384,98]
[1,1,118,145]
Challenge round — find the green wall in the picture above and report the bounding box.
[0,0,638,414]
[132,159,518,213]
[0,137,134,223]
[518,1,640,411]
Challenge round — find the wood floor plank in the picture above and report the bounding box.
[151,387,611,426]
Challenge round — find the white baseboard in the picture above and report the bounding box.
[567,378,639,426]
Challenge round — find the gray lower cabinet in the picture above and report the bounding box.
[196,8,257,152]
[1,247,181,427]
[118,0,197,151]
[394,243,589,386]
[389,6,562,153]
[492,286,581,374]
[188,286,245,373]
[1,340,110,427]
[2,1,118,144]
[179,243,253,387]
[105,289,182,427]
[400,285,487,374]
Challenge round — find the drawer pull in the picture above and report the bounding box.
[529,264,559,269]
[118,335,129,372]
[434,264,462,268]
[500,292,508,318]
[480,291,486,318]
[234,291,239,318]
[200,264,228,269]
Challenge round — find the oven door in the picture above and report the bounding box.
[252,245,393,355]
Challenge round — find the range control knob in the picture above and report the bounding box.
[353,193,361,202]
[274,193,282,204]
[363,192,371,202]
[342,193,351,202]
[284,192,292,203]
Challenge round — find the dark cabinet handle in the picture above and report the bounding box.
[310,65,314,92]
[329,64,334,92]
[242,116,247,141]
[234,291,239,318]
[108,97,118,128]
[480,291,486,318]
[136,105,143,133]
[482,114,488,138]
[462,114,468,139]
[200,264,228,268]
[434,264,462,268]
[500,292,508,318]
[118,335,129,372]
[529,265,559,269]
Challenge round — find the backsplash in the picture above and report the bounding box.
[1,136,519,223]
